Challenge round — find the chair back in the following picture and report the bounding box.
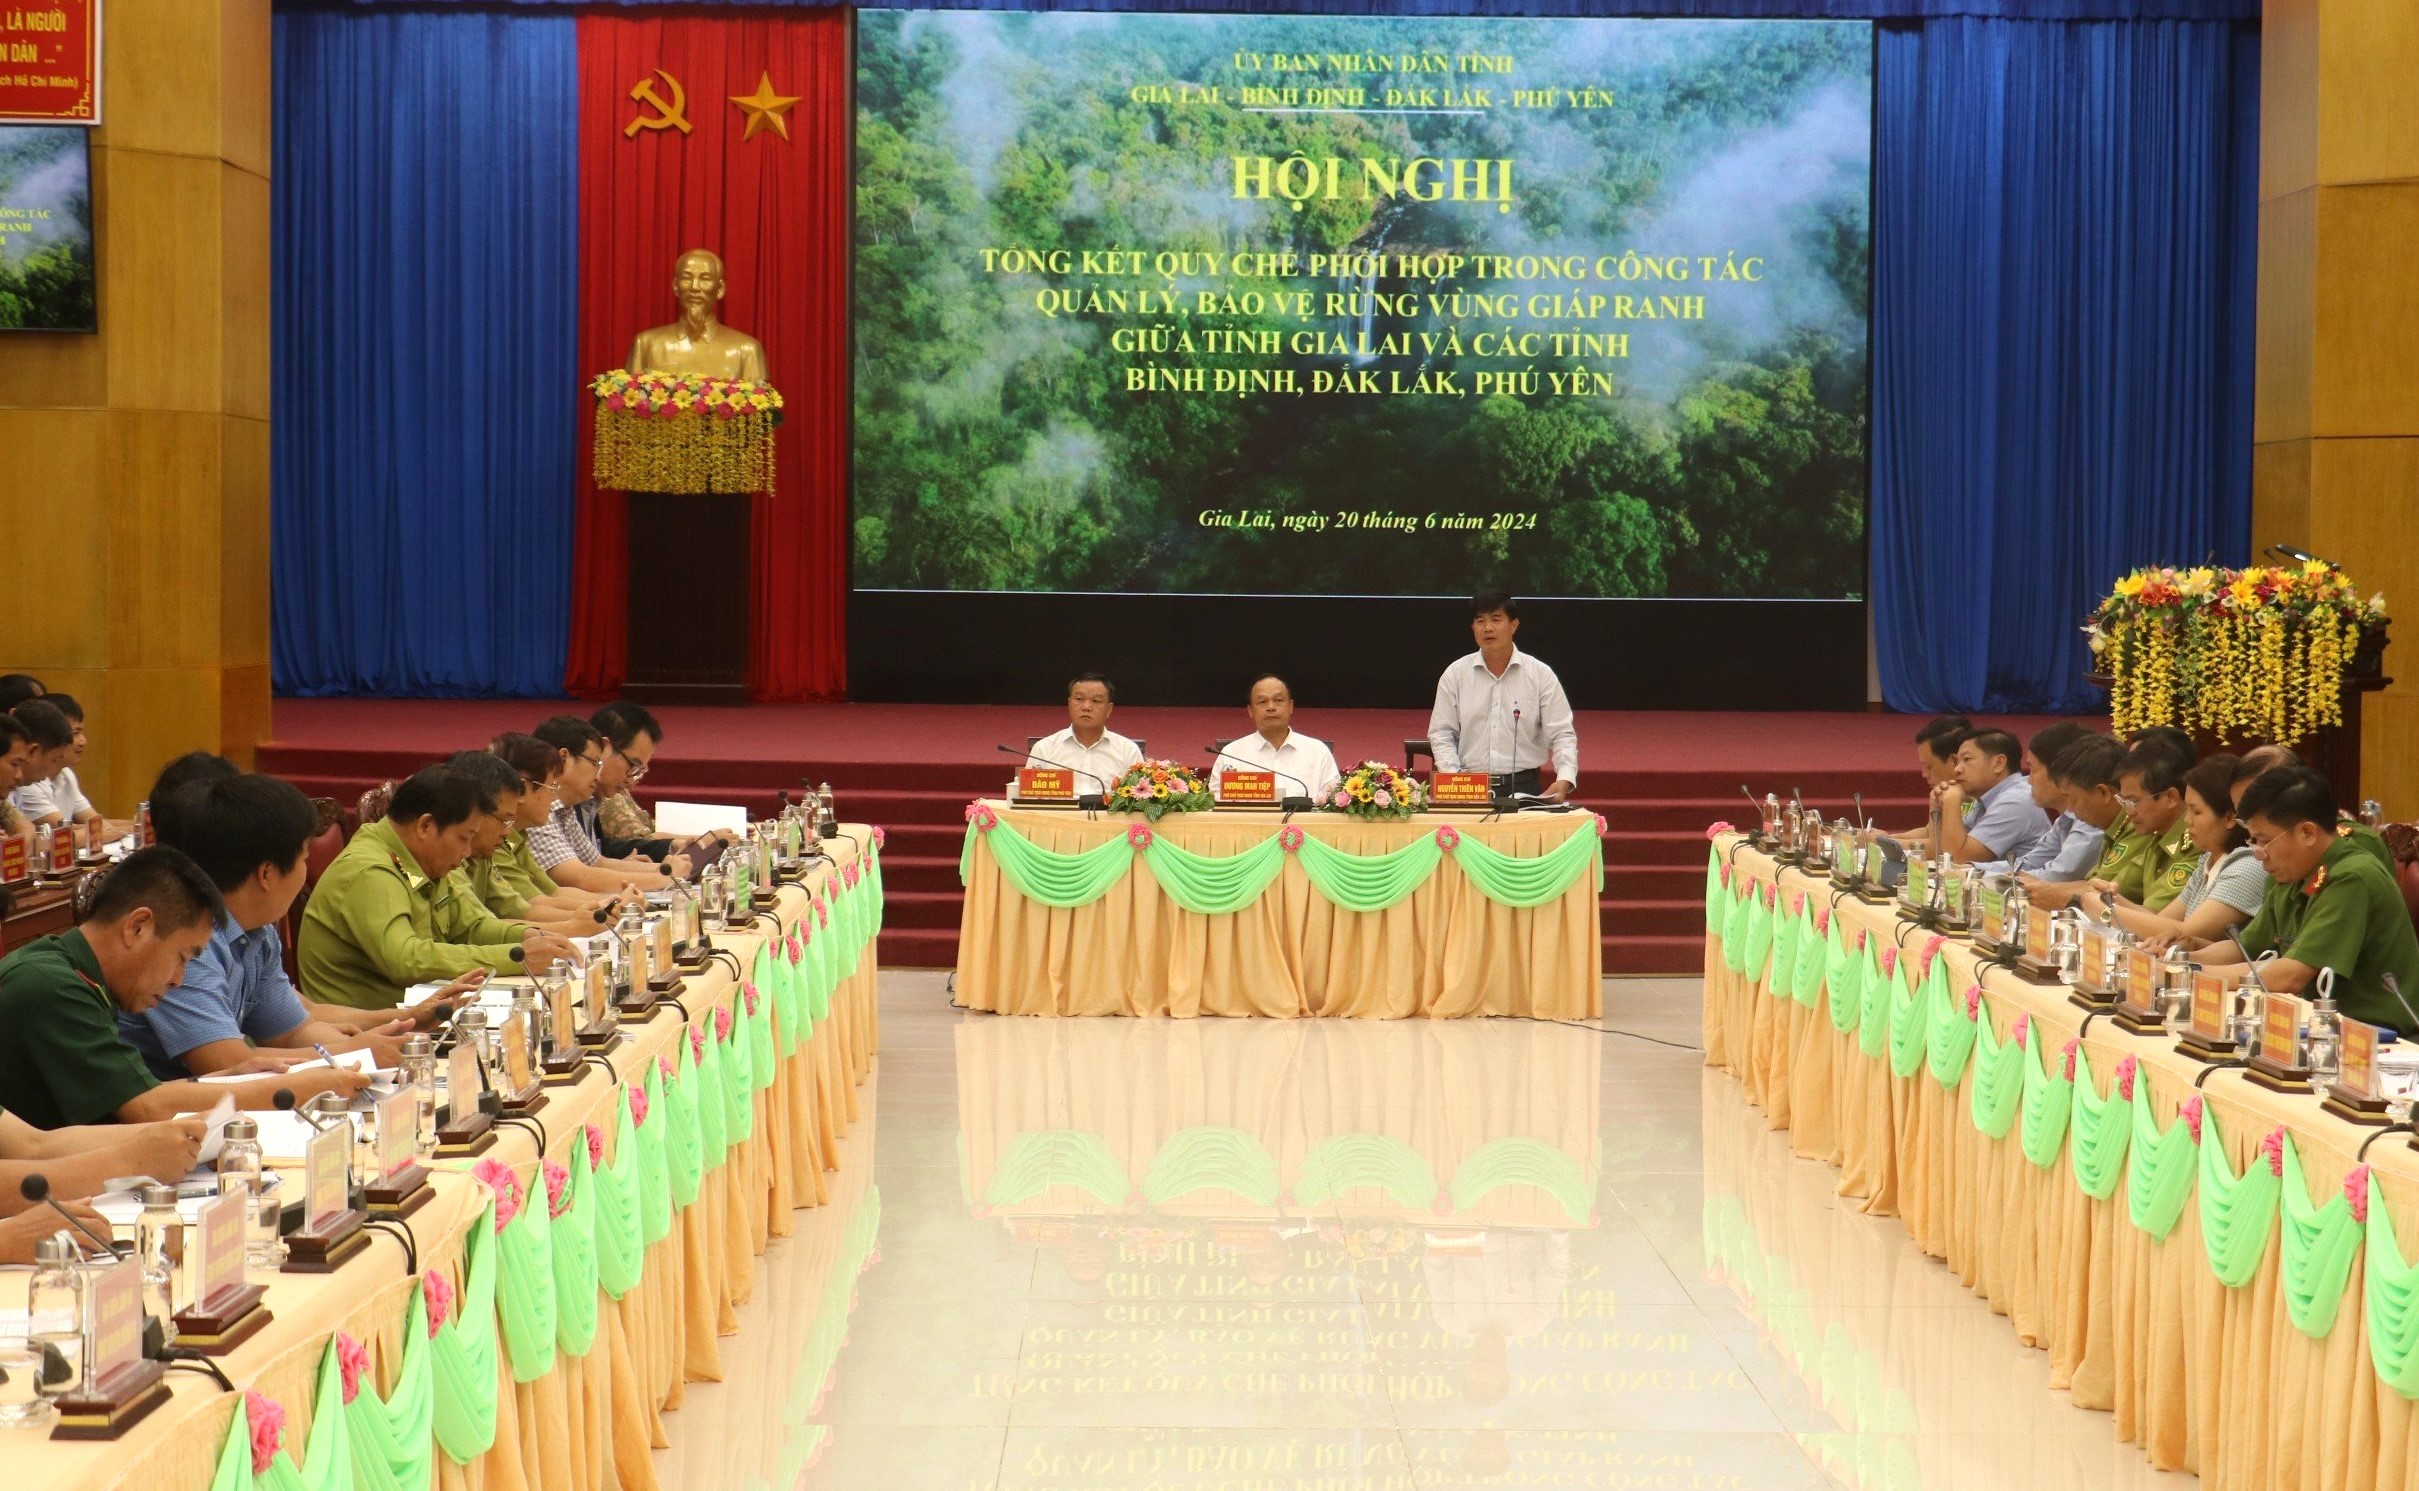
[1404,739,1436,773]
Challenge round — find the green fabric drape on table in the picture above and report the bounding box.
[1452,822,1606,907]
[1143,1126,1280,1207]
[2363,1174,2419,1397]
[1856,944,1891,1060]
[432,1210,500,1463]
[747,970,777,1097]
[2280,1133,2363,1338]
[962,820,1135,908]
[1968,999,2024,1140]
[2198,1105,2281,1288]
[1791,903,1826,1009]
[1297,831,1442,913]
[553,1143,600,1358]
[1449,1138,1593,1224]
[497,1172,558,1384]
[1828,927,1864,1036]
[2066,1050,2133,1202]
[348,1289,436,1491]
[981,1130,1129,1209]
[694,1019,730,1174]
[213,1337,355,1491]
[808,916,836,1023]
[1743,885,1776,986]
[1886,952,1929,1080]
[2017,1030,2073,1172]
[1723,880,1752,973]
[2125,1086,2198,1242]
[665,1040,705,1210]
[1296,1134,1436,1210]
[595,1095,644,1299]
[758,944,797,1059]
[1925,965,1978,1087]
[1141,834,1288,916]
[1768,895,1801,1001]
[638,1066,673,1246]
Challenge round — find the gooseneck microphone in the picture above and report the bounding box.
[996,743,1109,808]
[18,1174,124,1261]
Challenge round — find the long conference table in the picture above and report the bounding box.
[11,829,885,1491]
[954,801,1605,1020]
[1707,831,2419,1491]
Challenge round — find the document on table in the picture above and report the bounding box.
[655,800,747,838]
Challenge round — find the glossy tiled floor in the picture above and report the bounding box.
[653,973,2198,1491]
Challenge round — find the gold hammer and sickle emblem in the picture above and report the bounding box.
[625,69,691,137]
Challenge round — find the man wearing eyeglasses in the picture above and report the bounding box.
[527,715,691,891]
[2108,742,2198,912]
[591,702,676,860]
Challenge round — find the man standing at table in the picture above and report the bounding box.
[1217,675,1341,802]
[1426,593,1578,801]
[1027,674,1143,798]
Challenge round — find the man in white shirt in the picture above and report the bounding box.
[15,694,134,840]
[1426,593,1579,800]
[1026,674,1143,798]
[1216,675,1342,803]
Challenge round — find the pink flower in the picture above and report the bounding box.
[337,1332,371,1405]
[1789,892,1805,917]
[1919,935,1948,974]
[2013,1013,2031,1048]
[2347,1165,2372,1223]
[2262,1128,2286,1177]
[690,1028,706,1064]
[1374,789,1394,809]
[714,1004,733,1042]
[472,1157,521,1229]
[1436,825,1462,851]
[1852,929,1868,953]
[422,1269,454,1333]
[964,802,997,831]
[1278,826,1305,852]
[2115,1055,2138,1101]
[2180,1095,2204,1143]
[629,1085,650,1128]
[786,932,802,961]
[872,826,887,849]
[1706,822,1735,839]
[246,1391,285,1473]
[816,902,829,928]
[1127,823,1154,850]
[544,1159,572,1217]
[1767,884,1780,909]
[1719,865,1731,888]
[657,1053,675,1083]
[585,1122,605,1172]
[1813,908,1830,934]
[1133,781,1156,799]
[843,861,861,889]
[2061,1039,2079,1082]
[604,395,626,412]
[743,981,761,1017]
[1963,984,1981,1021]
[1878,946,1899,976]
[1332,790,1353,809]
[1593,813,1610,838]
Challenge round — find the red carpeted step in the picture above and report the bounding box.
[1597,899,1714,938]
[874,927,959,970]
[1600,934,1706,976]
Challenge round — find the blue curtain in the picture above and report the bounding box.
[1871,17,2259,712]
[271,11,579,697]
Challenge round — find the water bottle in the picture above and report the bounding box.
[135,1184,183,1342]
[398,1035,438,1159]
[2306,973,2342,1083]
[217,1116,283,1268]
[27,1235,85,1400]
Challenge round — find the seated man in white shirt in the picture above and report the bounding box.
[1026,674,1143,800]
[11,696,131,840]
[1426,592,1579,800]
[1215,675,1342,803]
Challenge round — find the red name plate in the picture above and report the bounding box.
[2260,993,2306,1070]
[49,828,74,874]
[1219,771,1277,804]
[1016,768,1074,801]
[0,836,24,883]
[1430,772,1493,806]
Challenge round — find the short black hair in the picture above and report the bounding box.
[0,674,43,711]
[591,701,664,753]
[148,751,241,843]
[2118,742,2190,796]
[81,845,225,933]
[1914,715,1972,753]
[2124,725,2196,763]
[534,715,603,759]
[1067,673,1115,702]
[2025,722,2094,772]
[386,765,482,831]
[0,714,27,751]
[445,749,522,813]
[1247,673,1290,700]
[11,699,73,751]
[1469,591,1519,621]
[2236,765,2339,832]
[160,774,320,893]
[42,692,82,723]
[492,732,560,787]
[2051,734,2126,790]
[2182,754,2251,849]
[1956,728,2021,773]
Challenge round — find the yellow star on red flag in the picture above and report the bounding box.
[728,71,801,142]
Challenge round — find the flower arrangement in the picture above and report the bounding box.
[1105,759,1214,821]
[2085,561,2387,744]
[588,370,783,494]
[1322,761,1428,820]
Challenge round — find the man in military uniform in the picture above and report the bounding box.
[298,765,584,1010]
[2203,766,2419,1034]
[2114,741,2199,912]
[0,847,373,1128]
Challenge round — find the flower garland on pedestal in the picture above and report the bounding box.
[588,370,784,494]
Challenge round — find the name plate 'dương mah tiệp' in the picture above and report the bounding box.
[1218,772,1277,805]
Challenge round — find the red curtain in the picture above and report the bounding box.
[567,11,849,700]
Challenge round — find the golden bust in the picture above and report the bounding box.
[625,249,768,382]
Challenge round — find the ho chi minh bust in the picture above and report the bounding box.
[625,248,767,383]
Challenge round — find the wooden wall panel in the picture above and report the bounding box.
[2317,0,2419,186]
[2261,0,2320,200]
[2312,184,2419,437]
[2254,188,2316,444]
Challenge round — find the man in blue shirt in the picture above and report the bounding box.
[1934,728,2049,865]
[120,771,417,1080]
[1976,721,2106,879]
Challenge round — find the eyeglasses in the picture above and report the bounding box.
[577,753,604,769]
[523,779,560,797]
[2114,792,2141,811]
[613,748,650,784]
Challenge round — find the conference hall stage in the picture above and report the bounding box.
[260,700,2062,976]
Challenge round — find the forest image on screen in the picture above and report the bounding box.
[854,14,1871,600]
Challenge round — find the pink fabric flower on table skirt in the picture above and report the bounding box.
[246,1390,286,1473]
[786,932,802,962]
[472,1156,521,1229]
[816,901,829,929]
[690,1027,707,1064]
[1789,892,1805,917]
[1877,946,1899,977]
[1593,813,1610,838]
[1435,825,1462,851]
[1814,908,1830,935]
[743,981,761,1017]
[1278,826,1305,852]
[1127,823,1154,850]
[2012,1013,2031,1049]
[629,1085,650,1129]
[2114,1055,2138,1101]
[658,1053,675,1084]
[964,802,997,831]
[2348,1165,2373,1224]
[422,1269,455,1334]
[2262,1128,2286,1177]
[1706,822,1735,839]
[337,1332,371,1405]
[1919,935,1948,974]
[545,1158,572,1217]
[843,861,861,889]
[714,1004,734,1042]
[2180,1094,2204,1143]
[585,1122,606,1172]
[872,826,887,850]
[1853,929,1868,953]
[2061,1039,2080,1082]
[1964,984,1982,1021]
[1719,865,1731,889]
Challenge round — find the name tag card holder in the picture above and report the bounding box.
[645,917,685,1001]
[1013,768,1077,807]
[1828,830,1863,893]
[44,826,76,880]
[1428,772,1494,811]
[2244,991,2314,1094]
[282,1120,369,1274]
[76,819,107,865]
[363,1085,433,1217]
[493,1017,546,1117]
[2175,971,2237,1062]
[0,834,28,887]
[618,924,660,1020]
[52,1263,170,1440]
[1217,771,1277,806]
[2325,1018,2393,1124]
[170,1194,272,1354]
[2112,946,2167,1036]
[1971,884,2012,960]
[1854,843,1895,906]
[673,894,710,972]
[435,1040,498,1158]
[539,975,585,1086]
[1895,858,1935,927]
[2011,905,2065,985]
[2067,924,2124,1012]
[576,960,622,1056]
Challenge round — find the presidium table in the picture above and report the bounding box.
[953,801,1605,1020]
[7,830,887,1491]
[1706,830,2419,1491]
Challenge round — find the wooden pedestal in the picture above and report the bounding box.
[171,1284,272,1355]
[51,1360,171,1440]
[624,491,750,706]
